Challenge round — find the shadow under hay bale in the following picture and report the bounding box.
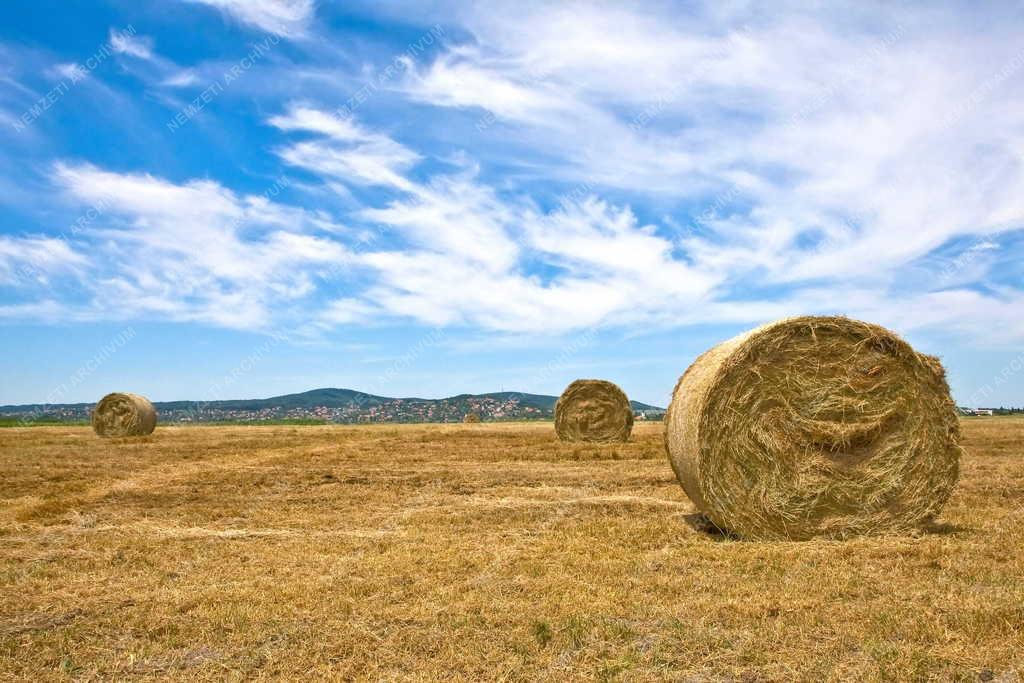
[554,379,633,443]
[918,519,969,536]
[91,392,157,438]
[682,512,738,540]
[665,316,962,541]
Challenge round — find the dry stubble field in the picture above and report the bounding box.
[1,419,1023,681]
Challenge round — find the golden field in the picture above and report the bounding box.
[1,419,1022,681]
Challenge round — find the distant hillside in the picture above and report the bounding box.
[155,388,391,412]
[0,388,665,424]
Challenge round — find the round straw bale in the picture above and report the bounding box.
[665,316,961,540]
[91,392,157,437]
[463,412,481,423]
[555,379,634,442]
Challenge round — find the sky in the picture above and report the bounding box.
[0,0,1022,408]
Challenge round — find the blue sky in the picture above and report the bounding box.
[1,0,1022,407]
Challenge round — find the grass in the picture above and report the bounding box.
[1,419,1022,680]
[175,418,333,426]
[0,418,89,427]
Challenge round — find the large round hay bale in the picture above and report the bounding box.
[555,379,634,442]
[463,412,481,424]
[665,316,961,540]
[91,392,157,437]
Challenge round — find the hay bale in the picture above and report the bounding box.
[665,316,961,540]
[463,412,481,424]
[555,379,634,442]
[91,392,157,437]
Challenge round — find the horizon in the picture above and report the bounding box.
[4,383,1022,412]
[2,384,670,409]
[2,2,1023,408]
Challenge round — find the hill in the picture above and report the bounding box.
[0,388,665,424]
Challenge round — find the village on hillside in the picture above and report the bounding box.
[2,395,670,424]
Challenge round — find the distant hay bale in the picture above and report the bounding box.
[555,379,634,443]
[91,392,157,438]
[665,316,962,540]
[463,412,481,424]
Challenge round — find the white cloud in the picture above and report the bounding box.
[428,10,1015,209]
[522,198,711,296]
[162,69,201,87]
[50,162,353,330]
[268,107,721,333]
[7,3,1024,349]
[0,300,66,321]
[264,100,1024,341]
[277,142,420,192]
[0,236,87,285]
[388,2,1024,326]
[268,106,367,141]
[183,0,315,37]
[270,105,421,190]
[109,29,154,60]
[851,288,1024,346]
[361,174,520,272]
[318,298,378,325]
[52,62,89,83]
[403,48,569,124]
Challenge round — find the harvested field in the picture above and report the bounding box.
[1,419,1023,681]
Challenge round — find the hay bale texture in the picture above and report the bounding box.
[665,316,961,540]
[463,412,481,424]
[555,379,634,443]
[91,392,157,437]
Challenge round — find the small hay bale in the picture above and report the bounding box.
[664,316,962,540]
[463,412,481,424]
[91,392,157,438]
[555,379,633,442]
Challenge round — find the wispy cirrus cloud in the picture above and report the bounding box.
[182,0,315,38]
[269,105,717,333]
[378,2,1024,337]
[269,106,421,191]
[3,0,1024,355]
[108,28,154,60]
[0,235,87,285]
[49,162,354,329]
